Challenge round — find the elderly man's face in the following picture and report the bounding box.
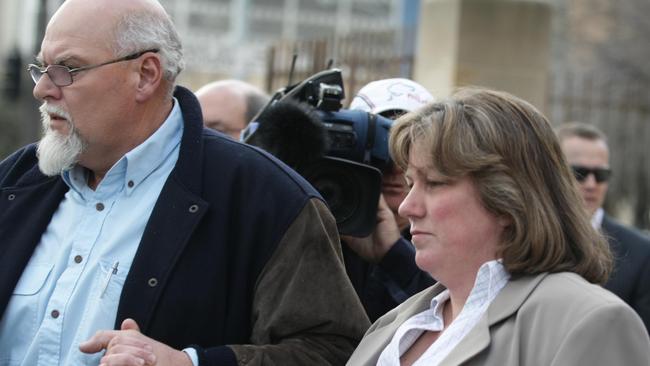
[32,1,138,175]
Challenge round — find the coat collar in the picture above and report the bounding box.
[441,273,548,365]
[167,85,206,195]
[114,86,210,330]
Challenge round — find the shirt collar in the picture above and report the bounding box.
[429,259,510,311]
[591,207,604,229]
[62,98,183,196]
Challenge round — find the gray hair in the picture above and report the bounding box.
[112,11,185,98]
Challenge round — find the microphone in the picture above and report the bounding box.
[247,100,327,171]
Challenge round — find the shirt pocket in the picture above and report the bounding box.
[68,260,129,365]
[75,259,129,333]
[0,264,53,363]
[13,264,53,295]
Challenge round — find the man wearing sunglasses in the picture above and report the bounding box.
[557,121,650,333]
[0,0,369,365]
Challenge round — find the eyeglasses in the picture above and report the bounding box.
[27,49,159,87]
[571,165,612,183]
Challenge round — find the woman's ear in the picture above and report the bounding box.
[134,53,163,102]
[497,214,513,228]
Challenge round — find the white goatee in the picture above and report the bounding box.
[36,103,87,176]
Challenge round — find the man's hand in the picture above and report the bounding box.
[342,195,402,263]
[79,318,193,366]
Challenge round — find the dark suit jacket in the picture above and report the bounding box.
[602,214,650,333]
[0,86,369,366]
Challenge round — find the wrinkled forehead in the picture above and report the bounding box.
[39,1,118,62]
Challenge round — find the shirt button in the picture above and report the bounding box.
[96,203,105,211]
[74,255,83,263]
[127,180,134,188]
[51,310,60,319]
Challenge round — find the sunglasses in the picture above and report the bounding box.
[571,165,612,183]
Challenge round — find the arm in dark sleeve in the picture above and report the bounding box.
[213,198,370,366]
[376,237,435,303]
[631,246,650,334]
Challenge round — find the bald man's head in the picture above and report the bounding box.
[196,80,269,139]
[44,0,184,97]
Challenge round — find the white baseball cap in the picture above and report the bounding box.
[349,78,434,115]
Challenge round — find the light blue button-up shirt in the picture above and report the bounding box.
[0,99,183,366]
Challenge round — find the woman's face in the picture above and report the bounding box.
[398,142,507,288]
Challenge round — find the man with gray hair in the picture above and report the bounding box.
[557,121,650,333]
[0,0,369,365]
[195,79,269,139]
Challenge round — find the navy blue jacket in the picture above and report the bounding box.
[0,87,368,365]
[603,215,650,333]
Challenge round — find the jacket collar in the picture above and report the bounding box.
[441,273,548,365]
[167,86,206,195]
[114,86,210,331]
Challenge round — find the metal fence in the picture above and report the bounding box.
[264,30,413,104]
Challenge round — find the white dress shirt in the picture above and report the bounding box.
[591,207,605,229]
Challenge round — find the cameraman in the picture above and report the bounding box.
[343,78,436,321]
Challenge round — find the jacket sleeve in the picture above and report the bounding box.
[550,300,650,365]
[632,252,650,333]
[225,197,371,365]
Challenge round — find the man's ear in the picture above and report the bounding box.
[134,53,163,102]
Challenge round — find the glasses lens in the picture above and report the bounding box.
[571,166,588,182]
[28,65,42,84]
[593,168,611,183]
[47,65,73,87]
[571,166,611,183]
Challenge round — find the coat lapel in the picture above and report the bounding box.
[115,86,210,331]
[441,273,548,365]
[0,174,67,316]
[348,284,445,366]
[115,179,208,331]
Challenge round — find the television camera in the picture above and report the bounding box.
[242,69,393,237]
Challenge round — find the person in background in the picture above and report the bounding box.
[0,0,369,365]
[195,79,269,139]
[348,87,650,365]
[557,121,650,333]
[344,78,437,321]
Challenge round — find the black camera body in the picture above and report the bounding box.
[242,69,393,237]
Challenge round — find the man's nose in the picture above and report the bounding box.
[33,72,62,101]
[581,173,598,188]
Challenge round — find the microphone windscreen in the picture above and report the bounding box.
[249,100,327,170]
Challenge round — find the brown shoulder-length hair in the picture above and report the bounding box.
[389,87,612,284]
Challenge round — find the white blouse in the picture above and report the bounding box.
[377,260,510,366]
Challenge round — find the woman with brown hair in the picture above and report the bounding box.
[347,88,650,366]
